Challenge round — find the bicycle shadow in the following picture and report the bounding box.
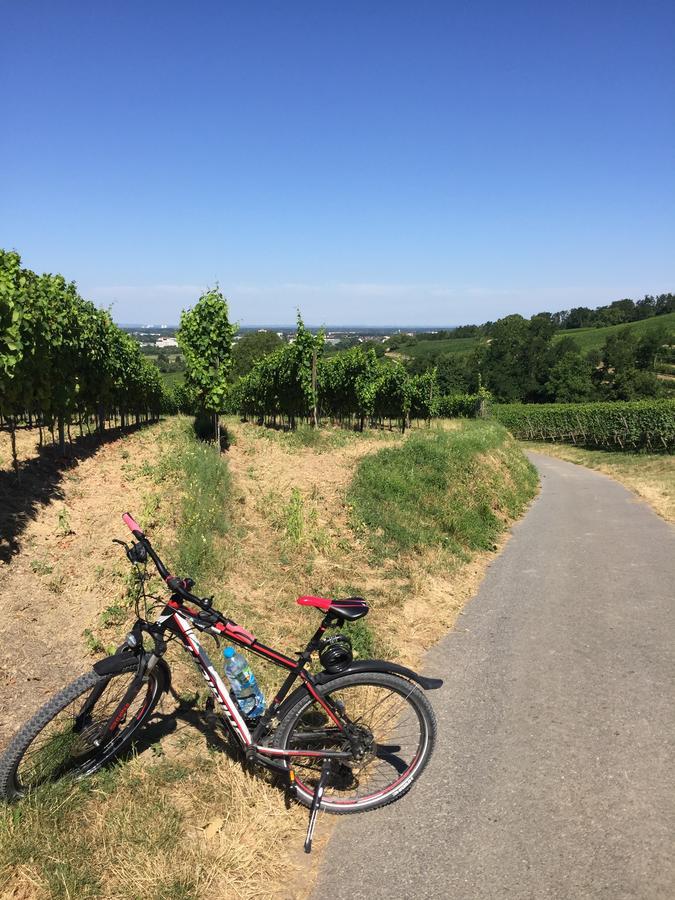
[124,690,293,803]
[0,423,148,563]
[127,689,244,762]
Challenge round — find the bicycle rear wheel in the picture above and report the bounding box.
[274,671,436,813]
[0,659,166,800]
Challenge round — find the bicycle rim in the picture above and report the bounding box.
[281,676,432,810]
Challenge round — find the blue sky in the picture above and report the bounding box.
[2,0,673,326]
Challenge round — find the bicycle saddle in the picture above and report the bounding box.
[297,595,369,622]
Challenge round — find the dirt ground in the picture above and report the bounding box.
[0,424,165,748]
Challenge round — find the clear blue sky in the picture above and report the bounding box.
[2,0,673,327]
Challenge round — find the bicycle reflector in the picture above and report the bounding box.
[318,634,353,673]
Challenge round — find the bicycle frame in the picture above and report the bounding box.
[154,599,351,765]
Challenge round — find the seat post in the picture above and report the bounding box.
[302,613,341,657]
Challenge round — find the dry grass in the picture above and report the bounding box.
[521,442,675,523]
[0,416,537,900]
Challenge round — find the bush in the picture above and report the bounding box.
[436,393,483,418]
[493,400,675,451]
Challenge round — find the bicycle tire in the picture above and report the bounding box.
[0,659,166,801]
[274,671,436,814]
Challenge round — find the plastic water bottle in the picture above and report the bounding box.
[222,647,265,718]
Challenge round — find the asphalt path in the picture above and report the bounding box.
[311,453,675,900]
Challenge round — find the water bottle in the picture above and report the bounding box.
[222,647,265,719]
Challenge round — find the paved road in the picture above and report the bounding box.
[312,453,675,900]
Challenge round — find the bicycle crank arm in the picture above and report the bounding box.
[304,759,332,854]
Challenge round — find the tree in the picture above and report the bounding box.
[0,250,24,386]
[231,330,282,379]
[545,352,595,402]
[480,315,536,401]
[565,306,594,329]
[635,327,670,371]
[178,288,235,448]
[435,353,470,395]
[597,328,665,400]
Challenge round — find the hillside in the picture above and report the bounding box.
[389,310,675,364]
[392,335,480,359]
[554,310,675,352]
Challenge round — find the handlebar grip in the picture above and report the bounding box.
[122,512,143,535]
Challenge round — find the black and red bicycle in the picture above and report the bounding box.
[0,513,441,850]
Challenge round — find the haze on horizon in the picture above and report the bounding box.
[2,1,673,329]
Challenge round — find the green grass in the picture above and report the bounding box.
[161,370,185,389]
[0,759,207,899]
[349,420,538,560]
[555,311,675,353]
[385,313,675,364]
[171,422,231,579]
[138,417,231,581]
[394,335,480,360]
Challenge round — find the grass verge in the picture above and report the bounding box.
[350,420,538,561]
[521,441,674,523]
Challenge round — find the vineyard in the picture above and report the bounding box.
[493,400,675,452]
[225,317,488,430]
[0,251,168,470]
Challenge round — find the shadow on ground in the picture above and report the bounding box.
[0,424,148,563]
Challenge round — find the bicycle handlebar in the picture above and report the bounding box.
[121,512,219,616]
[122,512,143,536]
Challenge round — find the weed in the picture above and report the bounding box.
[341,619,375,659]
[57,507,73,537]
[141,492,161,527]
[100,604,127,628]
[284,488,304,544]
[47,575,65,594]
[174,438,230,579]
[82,628,106,655]
[30,558,53,576]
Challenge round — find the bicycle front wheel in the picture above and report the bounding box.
[274,671,436,813]
[0,659,166,801]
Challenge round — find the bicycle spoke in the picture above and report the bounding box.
[284,679,426,805]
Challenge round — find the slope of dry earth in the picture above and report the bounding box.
[0,424,167,746]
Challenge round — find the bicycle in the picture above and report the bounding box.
[0,513,441,851]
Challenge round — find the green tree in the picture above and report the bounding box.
[480,315,534,401]
[231,330,282,379]
[0,250,24,385]
[545,352,596,402]
[635,327,670,371]
[598,328,665,400]
[178,288,235,447]
[435,353,471,394]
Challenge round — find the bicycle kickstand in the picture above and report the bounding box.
[304,759,331,854]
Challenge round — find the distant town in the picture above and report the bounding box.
[122,324,450,350]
